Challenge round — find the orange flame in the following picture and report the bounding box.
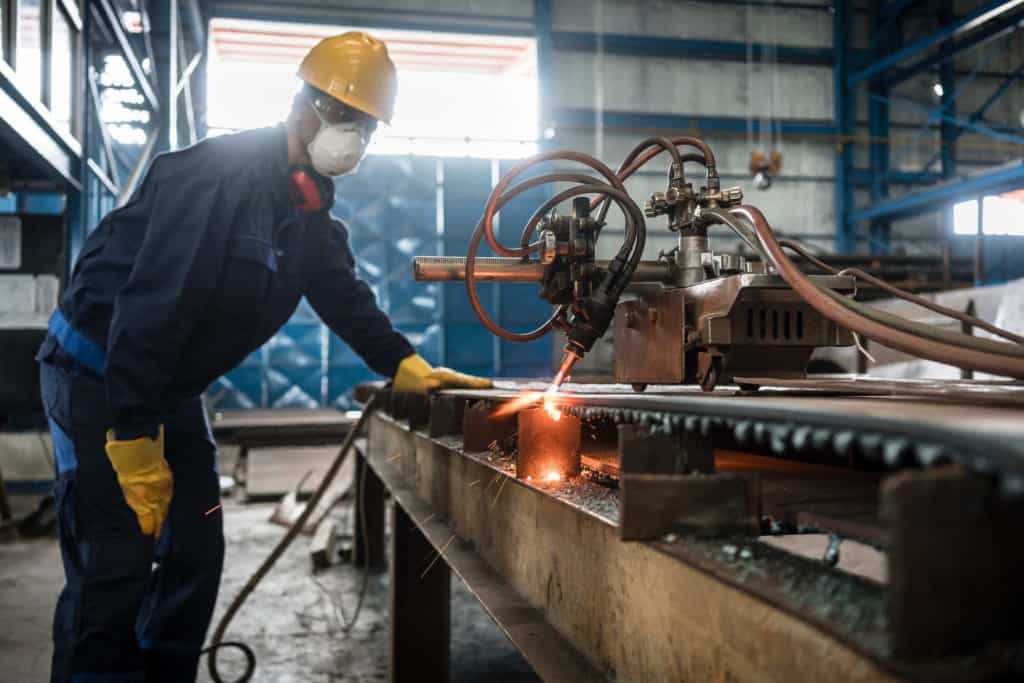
[543,396,561,421]
[490,391,544,418]
[492,385,564,422]
[543,385,562,421]
[545,471,561,482]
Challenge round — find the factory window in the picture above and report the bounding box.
[50,4,74,132]
[1,0,7,64]
[206,19,538,158]
[15,0,43,100]
[953,193,1024,236]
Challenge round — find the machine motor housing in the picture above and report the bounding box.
[613,273,855,389]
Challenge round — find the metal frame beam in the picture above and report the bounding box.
[0,63,80,187]
[554,108,836,137]
[848,160,1024,224]
[834,0,855,253]
[868,0,897,255]
[884,7,1024,86]
[963,61,1024,127]
[939,0,958,183]
[869,90,1024,144]
[849,0,1024,86]
[924,57,1024,171]
[851,169,942,185]
[551,31,834,66]
[211,2,534,37]
[937,0,958,275]
[151,0,179,152]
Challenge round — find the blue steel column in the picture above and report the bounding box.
[939,2,957,182]
[834,0,855,253]
[151,0,178,153]
[939,0,959,282]
[193,0,210,140]
[68,0,94,270]
[534,0,553,151]
[868,0,892,254]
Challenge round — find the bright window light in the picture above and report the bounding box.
[206,19,538,159]
[98,55,150,145]
[953,194,1024,236]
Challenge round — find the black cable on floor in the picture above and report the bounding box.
[203,394,382,683]
[199,641,256,683]
[310,455,372,634]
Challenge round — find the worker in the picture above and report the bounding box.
[37,32,489,683]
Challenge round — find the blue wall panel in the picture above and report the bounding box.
[213,154,553,411]
[496,159,558,375]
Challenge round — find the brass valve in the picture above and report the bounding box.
[704,186,744,208]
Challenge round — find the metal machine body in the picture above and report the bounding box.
[615,273,855,390]
[414,255,856,389]
[412,149,857,389]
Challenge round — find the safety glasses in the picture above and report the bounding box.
[307,91,378,135]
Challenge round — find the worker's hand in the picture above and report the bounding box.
[104,426,173,538]
[393,354,493,394]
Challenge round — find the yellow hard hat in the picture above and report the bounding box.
[298,31,397,124]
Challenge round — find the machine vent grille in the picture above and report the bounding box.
[745,308,805,342]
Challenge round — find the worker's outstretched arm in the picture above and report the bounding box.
[104,165,229,537]
[304,218,491,393]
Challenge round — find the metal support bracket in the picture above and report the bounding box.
[462,400,517,452]
[428,394,465,438]
[618,424,759,540]
[882,464,1024,657]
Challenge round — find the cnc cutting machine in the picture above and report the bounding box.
[413,138,856,390]
[413,136,1024,389]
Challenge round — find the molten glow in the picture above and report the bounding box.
[491,391,544,418]
[543,397,561,421]
[543,385,561,421]
[492,385,564,422]
[545,471,561,482]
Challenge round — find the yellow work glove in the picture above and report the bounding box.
[105,427,173,538]
[393,353,493,394]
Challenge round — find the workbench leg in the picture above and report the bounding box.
[390,502,450,683]
[0,464,12,521]
[232,445,249,501]
[353,451,386,571]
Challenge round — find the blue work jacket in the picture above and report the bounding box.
[42,125,414,429]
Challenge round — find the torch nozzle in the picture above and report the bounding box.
[551,350,580,391]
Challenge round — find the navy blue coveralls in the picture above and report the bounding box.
[37,125,414,682]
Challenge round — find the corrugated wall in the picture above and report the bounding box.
[209,155,553,410]
[547,0,840,257]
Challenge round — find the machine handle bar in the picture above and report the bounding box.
[413,256,672,284]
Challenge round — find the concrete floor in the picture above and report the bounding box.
[0,494,539,683]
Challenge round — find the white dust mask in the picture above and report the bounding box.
[307,120,368,177]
